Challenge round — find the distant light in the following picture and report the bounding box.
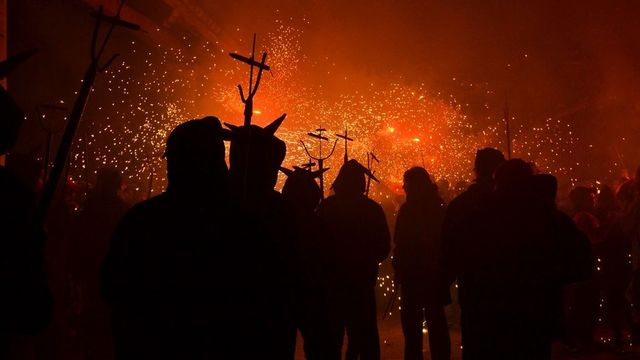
[387,127,395,133]
[413,138,420,143]
[253,110,262,115]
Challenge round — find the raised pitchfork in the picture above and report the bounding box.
[38,0,140,221]
[301,128,338,199]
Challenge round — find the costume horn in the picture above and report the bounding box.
[264,113,286,135]
[223,122,240,131]
[279,167,294,177]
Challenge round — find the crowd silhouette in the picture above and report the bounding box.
[3,53,640,360]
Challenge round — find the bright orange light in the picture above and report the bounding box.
[413,138,420,142]
[253,110,262,115]
[388,126,395,133]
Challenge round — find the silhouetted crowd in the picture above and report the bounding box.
[3,63,640,360]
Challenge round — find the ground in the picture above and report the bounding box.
[293,307,640,360]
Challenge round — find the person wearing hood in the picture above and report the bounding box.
[317,159,391,360]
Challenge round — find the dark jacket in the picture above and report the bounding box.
[318,194,391,288]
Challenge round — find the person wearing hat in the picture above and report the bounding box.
[224,115,299,359]
[101,116,238,359]
[317,159,391,360]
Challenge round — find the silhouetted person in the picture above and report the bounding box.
[443,148,505,275]
[317,159,391,360]
[446,158,591,359]
[226,117,297,359]
[71,167,128,360]
[0,55,52,358]
[565,185,600,353]
[442,148,504,357]
[393,167,450,360]
[101,117,235,359]
[618,166,640,341]
[595,185,633,350]
[528,174,592,346]
[282,167,339,360]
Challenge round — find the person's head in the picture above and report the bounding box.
[529,174,558,208]
[596,185,619,213]
[617,179,637,209]
[403,166,438,201]
[331,159,371,196]
[228,119,287,195]
[494,158,534,192]
[164,116,229,189]
[474,148,506,183]
[94,167,122,195]
[569,186,596,213]
[282,168,322,214]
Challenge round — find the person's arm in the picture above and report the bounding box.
[373,203,391,265]
[392,206,407,279]
[441,199,461,286]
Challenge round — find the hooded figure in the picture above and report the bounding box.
[317,159,391,360]
[225,114,298,359]
[102,117,240,359]
[393,167,451,360]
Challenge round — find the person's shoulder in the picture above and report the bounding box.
[362,196,385,212]
[447,189,473,211]
[269,189,289,206]
[319,194,339,208]
[555,209,573,223]
[122,193,169,219]
[573,211,596,222]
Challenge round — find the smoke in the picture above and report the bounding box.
[9,0,640,182]
[202,0,640,178]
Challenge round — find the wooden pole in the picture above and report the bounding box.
[38,2,139,220]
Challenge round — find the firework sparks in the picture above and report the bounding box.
[67,20,579,201]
